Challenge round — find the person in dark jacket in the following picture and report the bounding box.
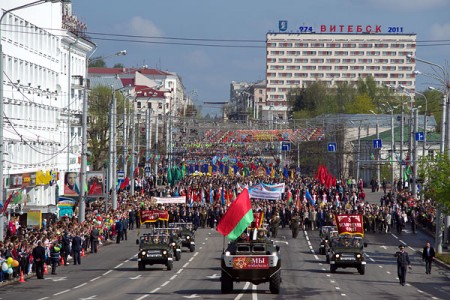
[32,241,46,279]
[395,244,411,286]
[61,231,71,265]
[71,232,82,265]
[422,241,436,274]
[90,227,100,253]
[115,219,124,244]
[49,242,61,275]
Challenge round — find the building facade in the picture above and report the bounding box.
[266,24,417,113]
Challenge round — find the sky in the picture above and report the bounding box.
[72,0,450,116]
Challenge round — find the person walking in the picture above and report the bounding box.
[32,241,46,279]
[395,244,411,286]
[71,231,82,265]
[49,242,61,275]
[422,241,435,274]
[90,226,100,253]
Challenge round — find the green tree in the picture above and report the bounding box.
[419,153,450,214]
[113,63,124,68]
[88,58,106,68]
[346,94,375,114]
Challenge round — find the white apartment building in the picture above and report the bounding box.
[266,23,417,118]
[1,0,93,224]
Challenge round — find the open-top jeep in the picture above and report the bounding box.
[152,227,182,261]
[170,222,195,252]
[221,229,281,294]
[136,234,174,271]
[329,235,367,275]
[319,226,337,255]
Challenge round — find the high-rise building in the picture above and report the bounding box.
[266,22,417,113]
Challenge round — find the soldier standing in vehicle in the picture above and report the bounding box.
[290,212,300,238]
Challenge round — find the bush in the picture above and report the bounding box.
[436,253,450,264]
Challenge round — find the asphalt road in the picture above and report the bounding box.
[1,193,449,300]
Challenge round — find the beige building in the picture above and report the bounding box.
[266,30,417,116]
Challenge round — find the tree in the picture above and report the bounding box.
[88,58,106,68]
[346,94,375,114]
[113,63,124,68]
[419,153,450,214]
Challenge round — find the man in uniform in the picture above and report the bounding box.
[290,212,300,238]
[32,241,46,279]
[395,244,411,286]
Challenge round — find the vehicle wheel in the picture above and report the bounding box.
[176,251,181,261]
[269,272,281,294]
[359,265,365,275]
[190,244,195,252]
[326,256,330,264]
[330,265,336,273]
[167,261,173,271]
[138,262,145,271]
[221,271,233,294]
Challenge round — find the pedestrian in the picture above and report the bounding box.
[290,212,300,238]
[32,240,46,279]
[49,242,61,275]
[115,218,124,244]
[394,244,411,286]
[90,226,100,253]
[422,241,435,274]
[71,231,82,265]
[61,231,71,265]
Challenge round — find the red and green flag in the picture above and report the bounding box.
[217,188,254,240]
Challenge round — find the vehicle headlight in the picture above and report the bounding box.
[356,254,361,258]
[141,251,146,255]
[335,254,340,258]
[163,250,167,255]
[325,240,328,243]
[186,236,190,239]
[172,242,176,246]
[225,251,231,256]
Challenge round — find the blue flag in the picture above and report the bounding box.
[305,189,315,205]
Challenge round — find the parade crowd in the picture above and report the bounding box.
[0,161,443,284]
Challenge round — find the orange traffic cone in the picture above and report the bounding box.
[81,249,85,257]
[60,256,65,265]
[44,264,48,275]
[19,271,25,283]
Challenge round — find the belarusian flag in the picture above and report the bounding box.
[217,188,254,240]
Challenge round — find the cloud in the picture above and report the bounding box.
[127,16,163,37]
[429,23,450,40]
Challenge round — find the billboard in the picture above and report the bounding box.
[87,171,105,197]
[63,172,80,197]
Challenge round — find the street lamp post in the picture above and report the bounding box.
[370,110,380,185]
[0,0,62,242]
[408,54,450,254]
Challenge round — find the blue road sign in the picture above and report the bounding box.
[327,142,337,152]
[117,171,125,180]
[281,141,291,151]
[415,132,424,141]
[373,139,382,149]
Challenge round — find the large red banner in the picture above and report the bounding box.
[335,214,364,237]
[139,210,169,224]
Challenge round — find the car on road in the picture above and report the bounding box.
[152,228,182,261]
[170,222,196,252]
[329,235,367,275]
[318,226,337,255]
[136,234,174,271]
[221,229,281,294]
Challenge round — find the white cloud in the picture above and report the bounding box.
[127,16,163,37]
[429,23,450,40]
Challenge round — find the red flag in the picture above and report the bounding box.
[120,177,130,190]
[2,192,15,214]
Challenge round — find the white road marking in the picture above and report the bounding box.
[199,247,202,250]
[399,240,406,245]
[183,263,189,268]
[90,276,101,282]
[150,288,160,293]
[103,270,112,276]
[341,294,347,297]
[74,283,87,289]
[314,255,320,260]
[193,252,199,257]
[177,269,183,274]
[326,274,331,277]
[136,295,149,300]
[114,263,123,269]
[378,265,383,268]
[391,234,398,239]
[53,290,70,296]
[170,275,177,280]
[387,271,391,274]
[335,287,341,290]
[252,284,257,300]
[234,282,251,300]
[330,280,335,283]
[417,290,424,293]
[189,257,194,262]
[37,298,49,300]
[205,238,208,240]
[408,246,415,251]
[380,246,387,250]
[161,281,170,287]
[369,258,375,262]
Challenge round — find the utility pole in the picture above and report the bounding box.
[122,95,128,177]
[412,108,418,198]
[155,106,159,178]
[112,89,117,210]
[130,100,135,196]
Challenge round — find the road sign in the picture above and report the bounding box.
[327,142,337,152]
[281,141,291,151]
[117,171,125,180]
[415,132,424,141]
[373,139,382,149]
[144,166,151,176]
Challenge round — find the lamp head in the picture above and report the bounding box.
[117,50,127,56]
[413,70,421,75]
[406,54,414,59]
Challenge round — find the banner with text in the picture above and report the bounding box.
[139,210,169,224]
[335,214,364,237]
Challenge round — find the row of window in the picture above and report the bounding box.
[270,65,413,71]
[4,98,59,130]
[268,58,411,64]
[4,12,59,61]
[269,72,414,79]
[268,79,414,85]
[5,141,58,171]
[268,42,415,49]
[269,50,411,57]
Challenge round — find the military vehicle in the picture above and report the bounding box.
[329,235,367,275]
[136,234,174,271]
[153,228,182,261]
[318,226,337,255]
[220,228,281,294]
[170,222,195,252]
